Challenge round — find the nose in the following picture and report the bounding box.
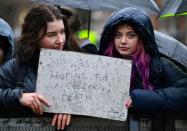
[56,33,64,44]
[121,35,127,44]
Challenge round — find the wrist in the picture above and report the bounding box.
[19,92,23,103]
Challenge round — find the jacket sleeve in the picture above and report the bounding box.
[131,57,187,113]
[0,59,23,108]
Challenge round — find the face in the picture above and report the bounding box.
[39,19,65,50]
[114,24,139,57]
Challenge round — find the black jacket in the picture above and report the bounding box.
[0,58,37,109]
[99,7,187,113]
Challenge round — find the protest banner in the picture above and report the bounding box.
[36,49,132,121]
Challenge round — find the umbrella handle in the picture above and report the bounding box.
[87,10,91,38]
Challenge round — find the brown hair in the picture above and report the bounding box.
[16,4,70,63]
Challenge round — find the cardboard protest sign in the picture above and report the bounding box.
[36,49,132,121]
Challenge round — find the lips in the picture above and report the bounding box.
[119,47,129,51]
[55,44,64,50]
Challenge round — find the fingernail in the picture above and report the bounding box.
[66,122,70,125]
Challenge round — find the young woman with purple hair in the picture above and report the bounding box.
[99,7,187,113]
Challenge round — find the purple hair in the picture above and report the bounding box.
[104,41,154,91]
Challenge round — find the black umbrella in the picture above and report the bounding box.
[159,0,187,18]
[31,0,160,13]
[31,0,160,37]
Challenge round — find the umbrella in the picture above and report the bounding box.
[31,0,160,13]
[154,30,187,68]
[31,0,160,37]
[160,0,187,18]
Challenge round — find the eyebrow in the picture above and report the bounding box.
[46,26,65,33]
[46,31,56,34]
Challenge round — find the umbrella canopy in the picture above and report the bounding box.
[31,0,160,39]
[31,0,160,14]
[155,30,187,68]
[160,0,187,18]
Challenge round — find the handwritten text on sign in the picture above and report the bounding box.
[36,49,132,121]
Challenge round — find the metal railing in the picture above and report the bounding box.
[0,110,186,131]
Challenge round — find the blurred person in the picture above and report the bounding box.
[77,29,99,54]
[155,30,187,72]
[58,6,98,54]
[99,7,187,113]
[0,18,14,65]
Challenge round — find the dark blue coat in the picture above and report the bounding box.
[0,58,37,109]
[99,7,187,113]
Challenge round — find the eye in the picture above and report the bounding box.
[114,32,122,39]
[127,33,137,38]
[47,32,57,37]
[60,29,65,35]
